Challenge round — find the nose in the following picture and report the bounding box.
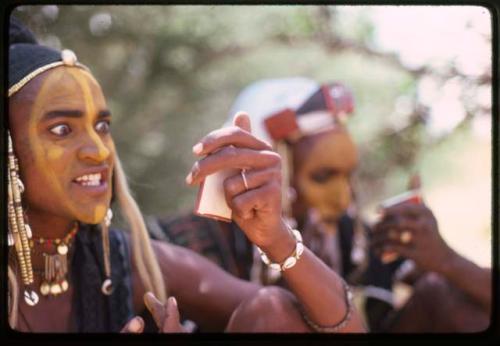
[78,128,111,164]
[325,178,352,210]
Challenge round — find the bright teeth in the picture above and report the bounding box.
[75,173,102,186]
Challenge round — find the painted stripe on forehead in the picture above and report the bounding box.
[66,68,111,161]
[66,68,97,117]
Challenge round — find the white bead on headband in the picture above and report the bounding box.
[61,49,77,66]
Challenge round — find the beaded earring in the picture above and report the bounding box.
[7,132,38,306]
[101,208,113,295]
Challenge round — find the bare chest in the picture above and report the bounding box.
[16,288,76,332]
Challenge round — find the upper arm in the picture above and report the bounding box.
[150,239,261,331]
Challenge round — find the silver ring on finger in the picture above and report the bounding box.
[400,230,412,244]
[241,169,249,191]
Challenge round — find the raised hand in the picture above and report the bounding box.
[372,203,454,273]
[186,112,294,260]
[143,292,186,333]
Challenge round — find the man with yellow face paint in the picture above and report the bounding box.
[7,17,366,334]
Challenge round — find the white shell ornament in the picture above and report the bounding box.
[101,279,113,295]
[269,263,281,271]
[282,256,297,270]
[296,242,305,257]
[292,229,303,242]
[24,290,39,306]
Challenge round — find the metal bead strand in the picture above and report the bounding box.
[11,156,34,284]
[7,164,29,284]
[8,133,38,306]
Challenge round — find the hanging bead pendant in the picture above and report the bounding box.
[50,283,62,295]
[57,243,68,255]
[61,279,69,292]
[101,279,113,295]
[40,282,50,296]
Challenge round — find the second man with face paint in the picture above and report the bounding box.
[152,78,401,332]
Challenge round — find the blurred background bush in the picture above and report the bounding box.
[12,5,492,267]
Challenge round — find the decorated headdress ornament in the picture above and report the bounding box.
[7,17,113,307]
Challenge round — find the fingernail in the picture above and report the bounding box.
[169,296,178,308]
[129,317,143,332]
[144,291,154,310]
[185,162,199,184]
[192,143,203,155]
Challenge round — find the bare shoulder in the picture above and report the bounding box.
[149,239,199,275]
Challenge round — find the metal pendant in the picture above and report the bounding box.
[50,283,62,295]
[24,290,39,306]
[57,243,68,255]
[40,282,50,296]
[61,279,69,292]
[101,279,113,295]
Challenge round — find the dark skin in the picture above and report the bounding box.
[372,203,491,316]
[291,127,358,227]
[10,66,365,333]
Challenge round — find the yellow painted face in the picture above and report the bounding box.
[9,66,115,225]
[292,128,358,223]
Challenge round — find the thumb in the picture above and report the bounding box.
[120,316,144,333]
[233,111,252,133]
[163,296,186,333]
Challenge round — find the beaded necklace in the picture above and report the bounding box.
[30,223,79,297]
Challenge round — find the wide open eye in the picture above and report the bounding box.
[49,124,71,137]
[95,120,110,134]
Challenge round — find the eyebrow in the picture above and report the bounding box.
[43,109,112,120]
